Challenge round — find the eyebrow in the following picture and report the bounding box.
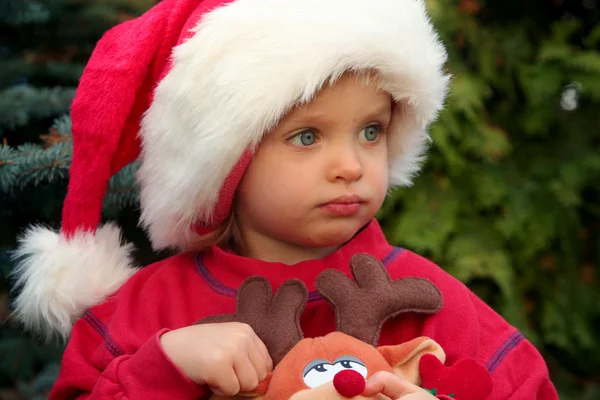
[362,101,393,120]
[289,101,392,126]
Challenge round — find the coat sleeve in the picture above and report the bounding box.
[390,250,559,400]
[49,314,205,400]
[495,338,558,400]
[466,292,559,400]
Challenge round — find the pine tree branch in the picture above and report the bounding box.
[0,0,50,26]
[104,162,140,212]
[0,115,139,213]
[0,113,73,190]
[0,85,75,133]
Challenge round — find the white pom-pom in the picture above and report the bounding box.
[11,223,137,341]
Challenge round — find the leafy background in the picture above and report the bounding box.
[1,0,599,398]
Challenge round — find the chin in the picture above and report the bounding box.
[303,220,365,247]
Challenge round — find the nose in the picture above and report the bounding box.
[333,370,366,398]
[328,145,363,182]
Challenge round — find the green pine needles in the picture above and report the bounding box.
[0,114,138,214]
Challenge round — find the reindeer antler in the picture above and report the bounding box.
[197,277,307,365]
[316,253,443,346]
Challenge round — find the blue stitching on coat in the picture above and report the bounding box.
[381,247,403,266]
[82,311,124,357]
[195,247,404,301]
[486,331,524,374]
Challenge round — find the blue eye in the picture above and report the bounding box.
[290,130,317,146]
[361,124,381,142]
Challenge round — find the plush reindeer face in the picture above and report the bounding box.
[265,333,445,400]
[198,254,445,399]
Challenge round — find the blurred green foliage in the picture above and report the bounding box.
[1,0,599,398]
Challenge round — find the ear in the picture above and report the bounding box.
[377,336,446,386]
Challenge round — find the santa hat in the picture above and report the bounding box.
[11,0,450,340]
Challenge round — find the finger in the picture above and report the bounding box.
[206,367,240,397]
[248,336,269,380]
[252,333,274,373]
[234,354,260,393]
[363,372,422,398]
[209,386,225,397]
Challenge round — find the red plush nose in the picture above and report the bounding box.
[333,370,366,398]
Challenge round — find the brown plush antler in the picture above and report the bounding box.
[316,253,443,347]
[197,277,307,365]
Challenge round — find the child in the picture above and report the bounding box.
[11,0,558,398]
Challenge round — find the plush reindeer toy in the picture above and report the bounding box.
[198,254,493,400]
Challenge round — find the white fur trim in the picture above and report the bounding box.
[139,0,450,250]
[11,223,137,341]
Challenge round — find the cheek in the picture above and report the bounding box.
[238,156,309,213]
[365,148,389,197]
[373,162,389,191]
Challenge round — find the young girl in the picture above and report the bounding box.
[12,0,558,398]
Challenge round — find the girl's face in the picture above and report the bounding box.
[235,72,392,263]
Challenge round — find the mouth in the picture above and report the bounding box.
[319,195,365,216]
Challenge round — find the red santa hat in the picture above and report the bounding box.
[12,0,450,340]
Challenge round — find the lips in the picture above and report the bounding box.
[319,195,365,216]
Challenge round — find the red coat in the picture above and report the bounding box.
[50,220,558,399]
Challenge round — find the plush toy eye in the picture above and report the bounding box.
[313,363,329,373]
[303,360,336,388]
[302,356,367,388]
[335,356,368,377]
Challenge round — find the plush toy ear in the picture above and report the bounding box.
[210,374,272,399]
[243,375,272,397]
[377,336,446,386]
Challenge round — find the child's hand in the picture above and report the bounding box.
[159,322,273,396]
[363,371,437,399]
